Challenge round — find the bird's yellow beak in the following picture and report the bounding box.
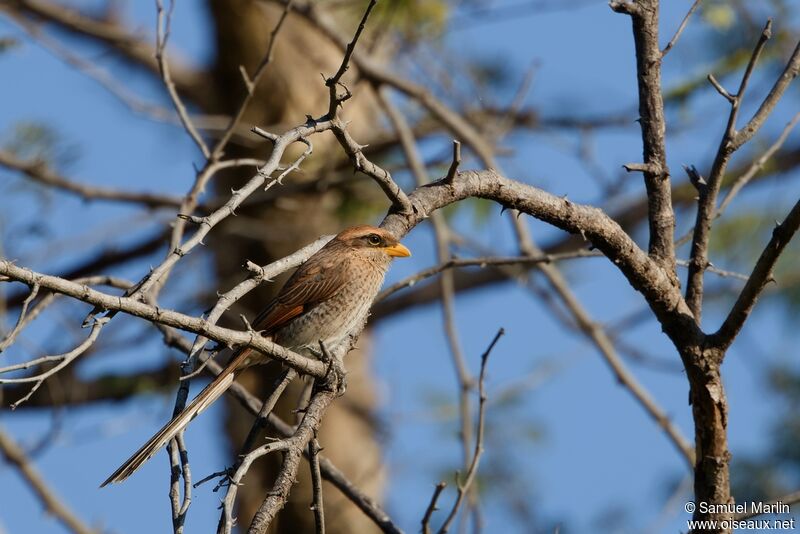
[384,243,411,257]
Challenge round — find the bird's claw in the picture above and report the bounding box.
[316,341,347,395]
[325,356,347,396]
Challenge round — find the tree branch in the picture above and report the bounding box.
[712,198,800,349]
[0,426,96,534]
[0,150,185,209]
[686,22,800,320]
[381,169,699,345]
[612,0,676,273]
[0,259,327,377]
[0,0,207,103]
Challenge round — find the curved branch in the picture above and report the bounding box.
[381,169,700,345]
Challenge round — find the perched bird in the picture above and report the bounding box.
[101,225,410,486]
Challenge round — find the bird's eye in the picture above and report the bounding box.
[367,234,382,246]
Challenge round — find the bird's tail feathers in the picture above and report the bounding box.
[100,351,250,487]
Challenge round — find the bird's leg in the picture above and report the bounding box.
[316,340,348,396]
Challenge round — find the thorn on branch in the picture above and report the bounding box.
[444,140,462,184]
[622,162,659,174]
[239,64,255,94]
[239,314,255,333]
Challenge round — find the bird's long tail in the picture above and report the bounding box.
[100,350,252,487]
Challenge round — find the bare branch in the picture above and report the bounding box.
[0,259,328,377]
[219,440,292,534]
[0,283,39,352]
[247,386,339,534]
[309,438,325,534]
[330,121,412,212]
[325,0,378,117]
[0,0,205,98]
[707,74,735,103]
[713,198,800,348]
[210,0,295,159]
[379,169,699,343]
[686,20,800,321]
[217,369,297,534]
[735,37,800,148]
[376,251,601,302]
[0,150,185,209]
[0,427,96,534]
[155,0,210,159]
[717,112,800,217]
[167,432,192,534]
[1,318,108,409]
[661,0,703,57]
[611,0,677,272]
[421,482,447,534]
[436,328,504,534]
[286,0,499,166]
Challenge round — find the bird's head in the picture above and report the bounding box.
[333,225,411,264]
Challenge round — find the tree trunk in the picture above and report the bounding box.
[685,346,733,533]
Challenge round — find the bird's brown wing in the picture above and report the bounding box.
[250,254,346,335]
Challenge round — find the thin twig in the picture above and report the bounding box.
[325,0,378,117]
[0,318,109,409]
[211,0,295,159]
[686,21,800,320]
[421,482,447,534]
[661,0,703,57]
[379,89,479,521]
[0,150,185,209]
[0,427,96,534]
[155,0,210,159]
[436,328,504,534]
[309,438,326,534]
[376,251,601,302]
[444,141,461,184]
[167,432,192,534]
[717,112,800,217]
[219,440,293,534]
[330,121,412,212]
[713,198,800,349]
[0,283,39,352]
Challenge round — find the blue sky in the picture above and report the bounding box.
[1,1,799,533]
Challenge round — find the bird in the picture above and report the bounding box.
[101,225,411,487]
